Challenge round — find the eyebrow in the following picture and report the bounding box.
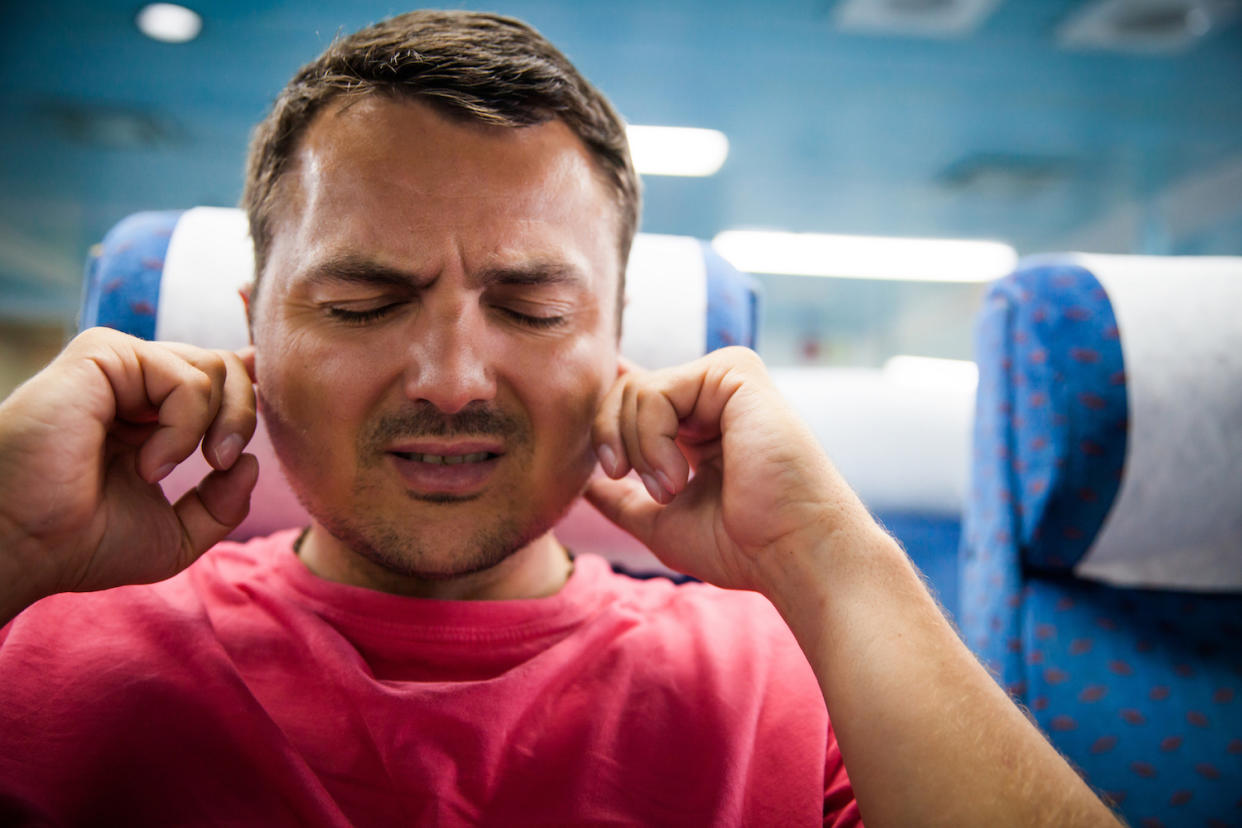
[299,255,587,291]
[477,262,586,289]
[300,256,424,291]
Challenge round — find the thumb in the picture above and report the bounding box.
[583,474,662,547]
[172,452,260,561]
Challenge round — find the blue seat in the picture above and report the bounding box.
[961,254,1242,827]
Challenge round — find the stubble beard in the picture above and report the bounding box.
[267,399,576,581]
[316,480,558,581]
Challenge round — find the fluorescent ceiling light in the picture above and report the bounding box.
[1057,0,1237,54]
[884,355,979,393]
[712,230,1017,282]
[626,125,728,177]
[136,3,202,43]
[834,0,1002,38]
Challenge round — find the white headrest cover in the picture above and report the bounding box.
[772,367,973,516]
[155,207,252,347]
[1066,254,1242,590]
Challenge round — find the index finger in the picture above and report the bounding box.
[157,343,256,472]
[642,346,763,441]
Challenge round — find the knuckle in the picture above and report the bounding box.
[229,400,259,435]
[231,385,259,418]
[71,327,101,348]
[185,366,215,399]
[218,349,247,377]
[719,345,764,369]
[72,326,126,351]
[201,351,228,380]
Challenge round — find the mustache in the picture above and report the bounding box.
[364,402,526,446]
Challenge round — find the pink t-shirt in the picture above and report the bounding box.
[0,530,859,826]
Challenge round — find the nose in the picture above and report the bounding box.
[402,298,498,414]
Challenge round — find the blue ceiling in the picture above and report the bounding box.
[2,0,1241,323]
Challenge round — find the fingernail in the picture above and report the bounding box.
[640,473,666,504]
[596,443,618,476]
[655,470,675,496]
[152,463,176,483]
[215,433,244,469]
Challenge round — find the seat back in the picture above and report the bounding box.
[962,253,1242,826]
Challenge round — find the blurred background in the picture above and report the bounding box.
[1,0,1240,396]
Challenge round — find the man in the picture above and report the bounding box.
[0,10,1117,826]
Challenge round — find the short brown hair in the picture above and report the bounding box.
[242,9,640,298]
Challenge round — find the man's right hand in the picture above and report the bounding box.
[0,327,259,624]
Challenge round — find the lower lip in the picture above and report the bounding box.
[387,453,501,496]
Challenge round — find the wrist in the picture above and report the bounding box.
[0,506,58,625]
[0,537,51,627]
[755,512,908,634]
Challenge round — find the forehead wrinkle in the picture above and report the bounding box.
[272,98,621,307]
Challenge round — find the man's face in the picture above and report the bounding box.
[250,96,622,580]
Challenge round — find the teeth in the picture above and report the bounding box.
[398,451,493,464]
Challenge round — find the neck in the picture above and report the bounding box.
[295,526,573,601]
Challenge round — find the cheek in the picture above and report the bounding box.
[524,336,614,461]
[255,322,381,452]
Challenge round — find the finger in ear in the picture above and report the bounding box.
[235,346,257,383]
[617,355,642,377]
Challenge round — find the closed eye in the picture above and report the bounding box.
[498,307,567,329]
[327,304,401,325]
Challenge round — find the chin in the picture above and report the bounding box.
[303,475,585,582]
[324,510,547,581]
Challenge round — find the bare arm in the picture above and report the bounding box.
[586,347,1120,827]
[763,521,1115,826]
[0,327,259,626]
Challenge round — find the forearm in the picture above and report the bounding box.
[761,520,1120,828]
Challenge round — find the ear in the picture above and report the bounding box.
[236,345,257,383]
[616,355,640,378]
[239,284,255,345]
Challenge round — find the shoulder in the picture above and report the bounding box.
[599,559,795,640]
[1,529,300,653]
[586,556,821,696]
[0,530,302,724]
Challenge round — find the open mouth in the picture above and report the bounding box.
[390,451,500,465]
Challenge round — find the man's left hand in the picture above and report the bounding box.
[586,346,870,594]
